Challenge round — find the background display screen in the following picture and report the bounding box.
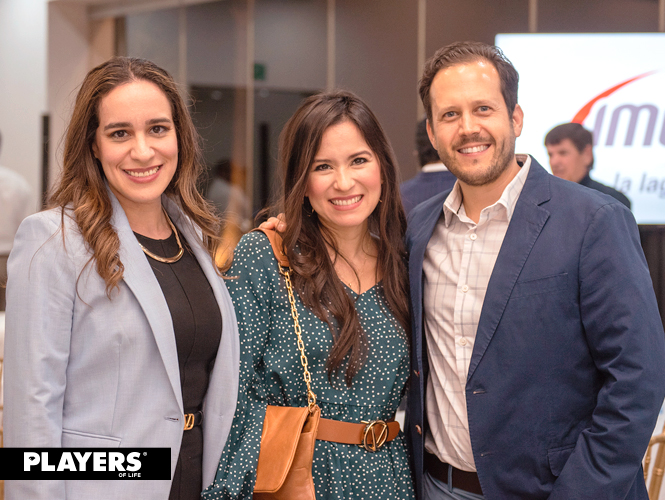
[495,33,665,224]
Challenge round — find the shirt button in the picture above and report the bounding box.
[416,425,422,435]
[469,233,477,240]
[462,284,469,293]
[459,337,468,346]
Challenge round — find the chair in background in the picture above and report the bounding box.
[645,422,665,499]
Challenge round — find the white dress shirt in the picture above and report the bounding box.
[421,161,450,173]
[423,155,531,471]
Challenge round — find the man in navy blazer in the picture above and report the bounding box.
[405,41,665,500]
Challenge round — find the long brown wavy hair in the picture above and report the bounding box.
[277,90,410,386]
[49,57,221,296]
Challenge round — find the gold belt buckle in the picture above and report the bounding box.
[184,413,195,431]
[361,420,389,452]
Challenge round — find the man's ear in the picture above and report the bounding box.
[582,144,593,169]
[512,104,524,138]
[426,119,437,150]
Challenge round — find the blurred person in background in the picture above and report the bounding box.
[400,118,457,215]
[206,158,252,266]
[545,122,631,208]
[0,130,34,311]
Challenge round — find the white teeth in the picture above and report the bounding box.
[331,195,362,206]
[126,166,159,178]
[460,145,489,154]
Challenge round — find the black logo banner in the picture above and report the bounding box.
[0,448,171,480]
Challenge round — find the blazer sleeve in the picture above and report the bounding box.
[4,212,77,500]
[549,202,665,499]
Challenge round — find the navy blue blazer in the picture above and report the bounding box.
[405,157,665,500]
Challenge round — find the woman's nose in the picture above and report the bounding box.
[333,168,354,191]
[130,135,155,162]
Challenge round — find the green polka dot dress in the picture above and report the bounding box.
[201,231,415,500]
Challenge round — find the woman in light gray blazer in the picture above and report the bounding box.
[4,57,239,500]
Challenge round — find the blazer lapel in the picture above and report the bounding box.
[467,158,552,381]
[110,192,184,413]
[163,197,241,486]
[408,192,448,368]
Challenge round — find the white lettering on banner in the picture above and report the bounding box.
[74,451,92,471]
[57,453,77,472]
[22,451,143,472]
[108,452,125,472]
[24,452,40,471]
[42,453,55,472]
[93,452,107,471]
[126,452,142,472]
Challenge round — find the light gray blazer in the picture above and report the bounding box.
[4,193,239,499]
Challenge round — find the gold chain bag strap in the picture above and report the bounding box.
[253,228,320,500]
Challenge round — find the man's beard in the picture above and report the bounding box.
[438,133,516,187]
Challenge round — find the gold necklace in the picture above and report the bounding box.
[137,207,184,264]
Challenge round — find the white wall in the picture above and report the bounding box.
[0,0,48,210]
[47,2,96,192]
[0,0,112,208]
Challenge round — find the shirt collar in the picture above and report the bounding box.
[421,162,449,173]
[442,154,531,227]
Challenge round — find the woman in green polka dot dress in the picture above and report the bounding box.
[201,91,414,500]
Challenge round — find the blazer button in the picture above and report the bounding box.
[413,370,420,377]
[416,425,422,435]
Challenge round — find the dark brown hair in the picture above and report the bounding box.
[277,90,409,386]
[545,122,594,170]
[416,118,440,166]
[49,56,221,296]
[544,122,594,152]
[419,41,519,122]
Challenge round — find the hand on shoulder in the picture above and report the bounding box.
[258,214,286,232]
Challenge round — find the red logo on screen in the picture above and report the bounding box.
[571,71,656,124]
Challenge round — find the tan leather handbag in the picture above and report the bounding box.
[253,228,320,500]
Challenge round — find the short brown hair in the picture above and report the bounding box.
[544,122,593,152]
[419,41,519,122]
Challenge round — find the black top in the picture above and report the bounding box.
[134,228,222,500]
[580,174,632,209]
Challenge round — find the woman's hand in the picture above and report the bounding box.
[258,214,286,232]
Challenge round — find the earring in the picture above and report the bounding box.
[303,198,315,217]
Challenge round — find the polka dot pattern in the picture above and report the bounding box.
[201,231,414,499]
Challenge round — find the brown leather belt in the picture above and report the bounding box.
[424,452,483,495]
[316,417,400,452]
